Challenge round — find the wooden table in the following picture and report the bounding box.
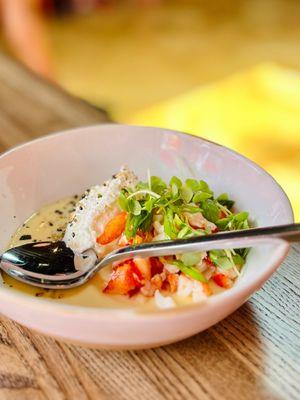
[0,54,299,400]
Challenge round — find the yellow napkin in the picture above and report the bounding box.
[127,63,300,220]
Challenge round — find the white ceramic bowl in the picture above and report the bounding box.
[0,125,293,349]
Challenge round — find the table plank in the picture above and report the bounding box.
[0,53,299,400]
[0,53,110,152]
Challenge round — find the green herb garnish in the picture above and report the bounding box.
[173,260,207,282]
[118,174,250,272]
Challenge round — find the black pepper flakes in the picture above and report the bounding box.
[19,234,32,240]
[72,232,75,238]
[48,222,54,226]
[55,209,63,215]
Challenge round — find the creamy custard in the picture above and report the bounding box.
[3,198,223,310]
[3,197,151,309]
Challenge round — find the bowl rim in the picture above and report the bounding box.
[0,123,294,318]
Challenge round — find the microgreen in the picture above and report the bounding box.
[163,208,177,239]
[170,176,182,188]
[127,189,160,200]
[193,191,212,203]
[217,193,235,210]
[216,211,249,231]
[232,253,245,267]
[181,252,203,266]
[180,185,194,203]
[198,180,213,194]
[118,191,128,211]
[209,250,234,270]
[201,199,220,223]
[177,226,191,238]
[185,179,200,192]
[128,199,142,216]
[118,172,250,281]
[150,176,167,195]
[173,260,207,282]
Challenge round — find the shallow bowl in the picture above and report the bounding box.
[0,125,293,349]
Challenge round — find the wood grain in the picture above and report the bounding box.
[0,53,299,400]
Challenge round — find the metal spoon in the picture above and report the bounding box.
[1,223,300,289]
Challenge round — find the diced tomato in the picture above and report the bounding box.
[133,257,151,280]
[204,257,215,268]
[163,255,175,263]
[118,233,143,247]
[212,273,232,289]
[132,234,144,244]
[145,231,154,243]
[132,230,154,245]
[97,212,127,245]
[151,274,163,290]
[202,282,212,296]
[129,260,144,281]
[128,286,141,298]
[167,274,179,293]
[161,280,170,291]
[103,261,140,295]
[150,257,164,277]
[219,211,227,219]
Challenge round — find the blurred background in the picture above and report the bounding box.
[0,0,299,218]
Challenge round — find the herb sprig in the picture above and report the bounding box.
[118,175,250,280]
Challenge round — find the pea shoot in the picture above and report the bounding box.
[118,174,250,281]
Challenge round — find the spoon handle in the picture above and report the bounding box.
[101,223,300,267]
